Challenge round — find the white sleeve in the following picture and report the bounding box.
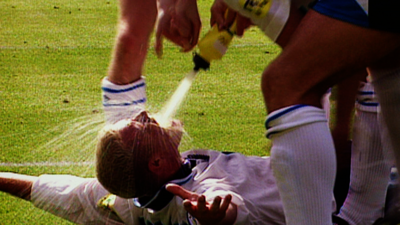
[31,174,123,225]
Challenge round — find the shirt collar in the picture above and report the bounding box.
[133,160,193,211]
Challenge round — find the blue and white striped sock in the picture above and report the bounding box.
[372,67,400,173]
[338,86,391,224]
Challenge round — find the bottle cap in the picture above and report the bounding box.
[193,53,210,71]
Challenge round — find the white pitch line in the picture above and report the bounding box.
[0,43,273,50]
[0,161,94,167]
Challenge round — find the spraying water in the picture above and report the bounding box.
[5,69,199,171]
[155,16,238,127]
[156,70,198,127]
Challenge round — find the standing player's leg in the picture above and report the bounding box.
[102,0,157,124]
[366,53,400,223]
[275,3,365,211]
[262,9,400,225]
[331,70,367,211]
[266,1,363,211]
[370,47,400,190]
[338,82,393,225]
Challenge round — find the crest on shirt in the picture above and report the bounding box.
[97,194,118,214]
[239,0,272,17]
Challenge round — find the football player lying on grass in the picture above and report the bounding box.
[1,110,399,225]
[0,111,285,225]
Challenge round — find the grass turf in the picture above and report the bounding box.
[1,0,279,223]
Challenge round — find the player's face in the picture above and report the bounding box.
[133,110,158,124]
[116,111,157,144]
[117,112,182,197]
[117,111,183,150]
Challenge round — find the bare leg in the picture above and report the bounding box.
[263,11,400,112]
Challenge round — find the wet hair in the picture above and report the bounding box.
[95,120,182,198]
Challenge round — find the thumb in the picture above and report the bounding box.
[166,184,197,200]
[154,27,164,58]
[224,9,237,29]
[235,16,252,37]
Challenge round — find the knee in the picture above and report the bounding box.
[261,62,299,112]
[262,62,328,112]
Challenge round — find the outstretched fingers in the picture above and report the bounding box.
[219,194,232,212]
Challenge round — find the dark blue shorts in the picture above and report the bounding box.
[313,0,400,33]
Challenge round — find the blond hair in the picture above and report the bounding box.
[96,121,181,198]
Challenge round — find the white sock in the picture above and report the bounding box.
[339,82,391,225]
[266,105,336,225]
[101,77,146,124]
[371,67,400,177]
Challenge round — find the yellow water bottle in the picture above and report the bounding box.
[193,20,237,71]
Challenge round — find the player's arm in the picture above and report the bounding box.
[0,173,124,224]
[107,0,157,85]
[25,174,124,224]
[166,184,238,225]
[0,172,38,201]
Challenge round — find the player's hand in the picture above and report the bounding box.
[210,0,253,37]
[155,0,201,57]
[166,184,235,225]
